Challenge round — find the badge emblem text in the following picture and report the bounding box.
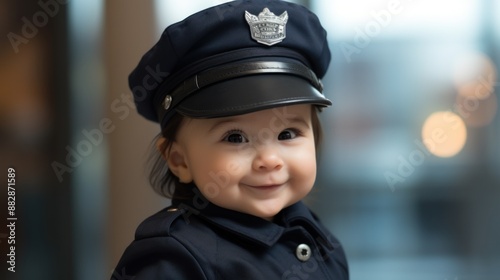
[245,8,288,46]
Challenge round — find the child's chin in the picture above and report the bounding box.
[249,207,283,221]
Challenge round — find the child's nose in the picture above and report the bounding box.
[252,146,284,172]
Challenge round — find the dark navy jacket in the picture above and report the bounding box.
[112,193,349,279]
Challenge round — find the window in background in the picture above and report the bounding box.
[68,1,106,280]
[310,1,500,280]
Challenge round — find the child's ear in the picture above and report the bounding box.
[156,137,193,183]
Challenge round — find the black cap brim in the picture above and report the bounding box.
[174,74,332,119]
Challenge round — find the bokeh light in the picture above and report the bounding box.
[452,52,498,127]
[453,52,497,100]
[455,90,498,127]
[421,111,467,158]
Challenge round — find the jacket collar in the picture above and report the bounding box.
[174,187,336,251]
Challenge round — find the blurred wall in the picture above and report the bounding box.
[103,0,169,276]
[1,1,72,279]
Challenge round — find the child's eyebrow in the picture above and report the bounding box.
[207,115,311,133]
[284,116,310,128]
[207,118,239,133]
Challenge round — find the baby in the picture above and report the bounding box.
[112,1,349,279]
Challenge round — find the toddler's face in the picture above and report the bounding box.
[167,104,317,220]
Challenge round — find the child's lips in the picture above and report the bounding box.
[243,183,285,190]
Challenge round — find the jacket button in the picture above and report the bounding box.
[296,244,311,262]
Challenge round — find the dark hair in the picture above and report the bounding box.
[147,113,194,199]
[147,107,325,199]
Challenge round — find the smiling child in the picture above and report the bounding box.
[112,1,349,279]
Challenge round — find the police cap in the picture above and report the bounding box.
[129,0,332,128]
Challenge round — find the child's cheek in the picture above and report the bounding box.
[194,155,243,194]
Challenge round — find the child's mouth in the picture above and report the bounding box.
[244,183,284,190]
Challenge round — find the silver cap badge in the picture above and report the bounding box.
[245,8,288,46]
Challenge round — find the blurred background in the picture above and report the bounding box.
[0,0,498,279]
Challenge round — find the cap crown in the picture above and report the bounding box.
[129,0,331,123]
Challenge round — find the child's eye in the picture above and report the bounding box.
[278,128,300,140]
[223,130,249,143]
